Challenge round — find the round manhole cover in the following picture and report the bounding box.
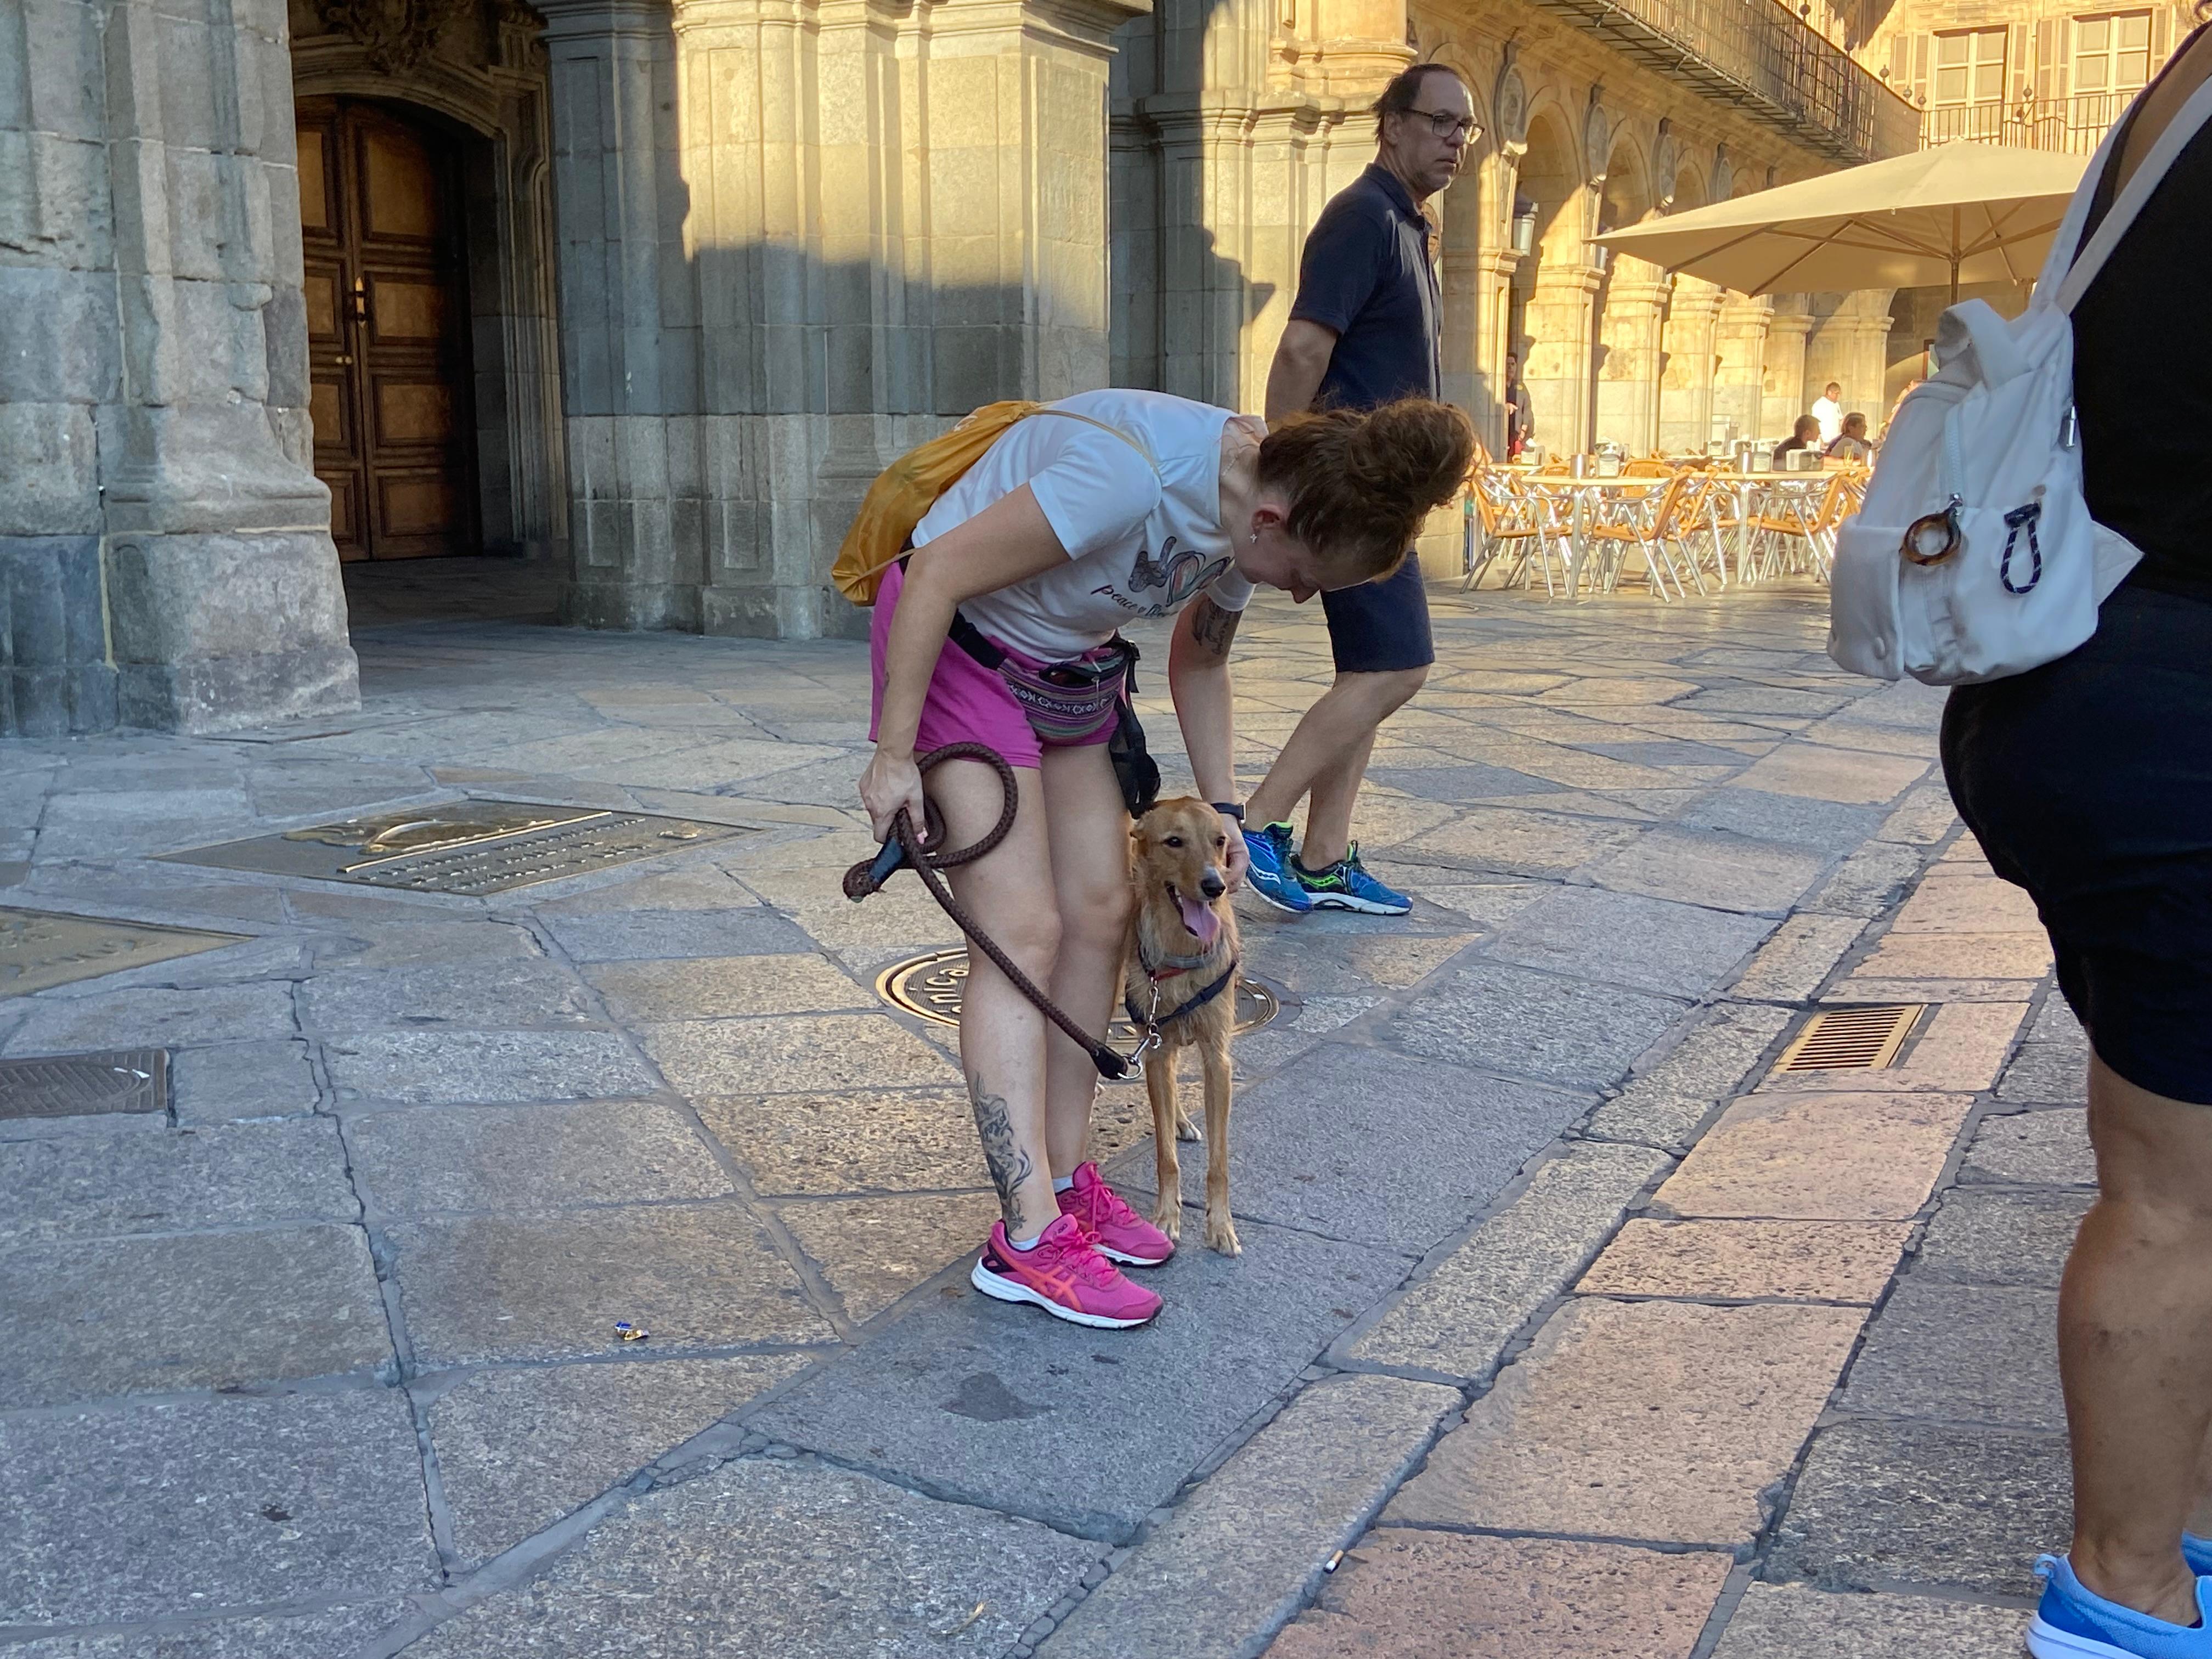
[877,947,1279,1066]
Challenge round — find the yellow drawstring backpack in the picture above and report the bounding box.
[831,402,1155,605]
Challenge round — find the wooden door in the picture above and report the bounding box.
[296,99,479,561]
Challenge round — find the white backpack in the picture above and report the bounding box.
[1829,74,2212,686]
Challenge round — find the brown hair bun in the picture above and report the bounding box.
[1257,398,1475,581]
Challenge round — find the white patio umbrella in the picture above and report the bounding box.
[1590,143,2091,302]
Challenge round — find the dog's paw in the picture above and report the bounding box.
[1175,1112,1203,1143]
[1205,1212,1242,1257]
[1151,1201,1183,1241]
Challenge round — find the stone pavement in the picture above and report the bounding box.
[0,564,2079,1656]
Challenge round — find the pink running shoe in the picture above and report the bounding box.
[970,1214,1161,1329]
[1058,1161,1176,1267]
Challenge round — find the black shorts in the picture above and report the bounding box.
[1942,581,2212,1104]
[1321,557,1435,675]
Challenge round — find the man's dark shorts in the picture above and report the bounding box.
[1321,557,1434,674]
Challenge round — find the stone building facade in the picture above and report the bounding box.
[1829,0,2190,393]
[3,0,1917,736]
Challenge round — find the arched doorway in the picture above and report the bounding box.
[296,98,481,562]
[1593,140,1662,453]
[1512,110,1588,458]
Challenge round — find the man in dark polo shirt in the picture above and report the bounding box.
[1242,61,1476,917]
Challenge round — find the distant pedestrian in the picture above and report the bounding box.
[1824,413,1872,461]
[1243,60,1477,919]
[1771,414,1821,465]
[1810,380,1843,443]
[1939,19,2212,1658]
[1504,352,1533,458]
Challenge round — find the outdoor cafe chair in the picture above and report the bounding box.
[1585,470,1699,600]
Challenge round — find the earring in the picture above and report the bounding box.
[1250,529,1260,544]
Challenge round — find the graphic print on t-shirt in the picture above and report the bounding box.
[1127,538,1232,607]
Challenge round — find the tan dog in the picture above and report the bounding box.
[1122,797,1242,1256]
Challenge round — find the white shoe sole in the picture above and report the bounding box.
[1091,1240,1173,1268]
[1306,891,1412,916]
[1248,882,1312,915]
[969,1259,1156,1328]
[2027,1613,2152,1657]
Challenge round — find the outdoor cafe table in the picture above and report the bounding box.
[1515,474,1668,600]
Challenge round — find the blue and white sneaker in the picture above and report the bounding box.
[2029,1553,2212,1657]
[1294,844,1412,916]
[2186,1534,2212,1578]
[1243,821,1313,914]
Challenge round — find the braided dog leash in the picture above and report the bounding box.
[843,743,1133,1080]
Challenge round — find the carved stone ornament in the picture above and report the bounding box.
[312,0,470,73]
[1493,62,1530,155]
[1583,93,1610,185]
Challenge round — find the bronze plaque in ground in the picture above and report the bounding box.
[1,909,247,998]
[0,1049,168,1120]
[877,947,1279,1079]
[162,800,754,896]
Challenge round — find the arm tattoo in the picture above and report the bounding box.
[1188,594,1241,662]
[968,1073,1036,1235]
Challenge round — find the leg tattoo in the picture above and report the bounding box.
[969,1073,1036,1236]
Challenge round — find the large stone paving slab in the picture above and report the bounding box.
[581,952,876,1021]
[387,1204,832,1367]
[1767,1420,2070,1598]
[1914,1186,2090,1288]
[0,1226,390,1409]
[1481,887,1773,999]
[1384,962,1688,1090]
[1344,1142,1671,1381]
[297,960,599,1031]
[326,1029,662,1104]
[0,1601,420,1659]
[1839,1280,2064,1431]
[171,1037,322,1123]
[641,1013,956,1096]
[1711,1584,2027,1659]
[1267,1533,1731,1659]
[1651,1091,1977,1220]
[749,1216,1411,1541]
[1385,1299,1864,1545]
[1582,826,1830,917]
[1042,1374,1459,1659]
[1580,1218,1912,1303]
[0,1389,437,1625]
[1961,1107,2092,1186]
[0,1119,356,1246]
[397,1457,1102,1658]
[1121,1042,1592,1254]
[344,1098,734,1214]
[2,981,297,1056]
[775,1192,1002,1321]
[427,1353,814,1567]
[1582,1002,1795,1149]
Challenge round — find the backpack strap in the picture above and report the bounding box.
[1023,407,1162,475]
[2055,38,2212,314]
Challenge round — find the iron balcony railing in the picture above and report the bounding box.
[1520,0,1921,162]
[1920,91,2135,154]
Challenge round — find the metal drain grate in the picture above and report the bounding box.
[1774,1005,1926,1073]
[0,1049,168,1120]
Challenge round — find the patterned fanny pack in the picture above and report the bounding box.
[947,610,1129,745]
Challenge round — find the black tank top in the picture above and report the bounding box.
[2070,58,2212,598]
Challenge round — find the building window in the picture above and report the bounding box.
[1933,26,2010,106]
[2073,11,2153,97]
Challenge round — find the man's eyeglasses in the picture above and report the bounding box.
[1401,106,1480,144]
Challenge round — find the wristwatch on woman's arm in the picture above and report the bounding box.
[1212,802,1245,822]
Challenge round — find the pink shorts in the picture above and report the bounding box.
[868,561,1117,769]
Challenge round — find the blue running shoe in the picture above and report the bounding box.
[1295,844,1412,916]
[2185,1534,2212,1578]
[2029,1553,2212,1657]
[1243,821,1313,914]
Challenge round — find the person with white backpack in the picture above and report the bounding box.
[1838,19,2212,1658]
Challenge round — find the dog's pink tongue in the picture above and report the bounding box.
[1177,893,1221,947]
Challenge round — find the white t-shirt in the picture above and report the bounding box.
[910,389,1257,663]
[1811,396,1843,444]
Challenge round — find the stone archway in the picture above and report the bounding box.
[1658,161,1725,453]
[1511,106,1592,460]
[1594,134,1662,453]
